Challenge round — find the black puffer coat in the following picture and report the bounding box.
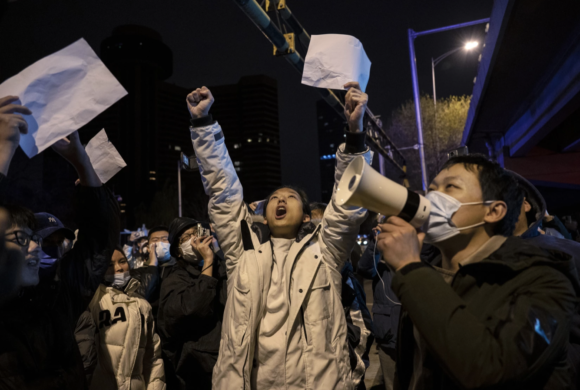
[0,186,119,390]
[157,253,227,390]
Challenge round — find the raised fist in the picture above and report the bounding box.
[343,82,368,133]
[187,87,214,120]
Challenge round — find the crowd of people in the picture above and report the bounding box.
[0,81,579,390]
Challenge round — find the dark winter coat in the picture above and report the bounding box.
[357,239,401,350]
[358,240,439,351]
[0,186,119,390]
[393,237,579,390]
[157,254,227,390]
[514,170,580,389]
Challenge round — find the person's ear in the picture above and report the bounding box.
[484,201,508,224]
[263,219,268,226]
[523,199,531,213]
[303,214,311,223]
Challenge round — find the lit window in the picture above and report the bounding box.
[233,143,241,149]
[149,177,156,181]
[175,146,181,151]
[149,171,156,174]
[247,139,252,143]
[324,122,329,127]
[329,144,334,148]
[121,210,126,213]
[120,203,126,207]
[234,161,241,166]
[266,138,270,142]
[235,167,241,172]
[258,138,262,143]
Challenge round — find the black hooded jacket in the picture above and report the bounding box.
[512,171,580,389]
[157,251,227,390]
[0,185,119,390]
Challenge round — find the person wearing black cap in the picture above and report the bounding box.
[157,217,227,390]
[34,212,75,280]
[0,127,120,390]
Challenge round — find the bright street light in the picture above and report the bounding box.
[464,41,479,50]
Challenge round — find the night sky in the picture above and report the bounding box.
[0,0,492,200]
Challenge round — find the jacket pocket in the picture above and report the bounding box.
[304,265,331,323]
[232,284,250,346]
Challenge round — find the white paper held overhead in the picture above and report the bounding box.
[301,34,371,92]
[85,129,127,183]
[0,38,128,158]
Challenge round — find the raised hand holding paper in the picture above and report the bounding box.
[85,129,127,183]
[301,34,371,92]
[0,38,127,158]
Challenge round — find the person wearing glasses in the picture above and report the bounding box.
[2,205,43,287]
[0,94,120,390]
[131,226,176,320]
[157,217,227,390]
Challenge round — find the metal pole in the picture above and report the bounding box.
[432,58,437,107]
[177,160,182,218]
[413,18,490,37]
[407,18,490,191]
[408,29,429,191]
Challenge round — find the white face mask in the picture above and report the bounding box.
[180,241,201,264]
[104,271,132,289]
[153,242,171,262]
[424,191,495,244]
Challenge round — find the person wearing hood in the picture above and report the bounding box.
[81,247,166,390]
[33,212,75,281]
[157,217,227,390]
[376,154,578,389]
[511,170,580,389]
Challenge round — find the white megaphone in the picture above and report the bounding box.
[336,156,431,228]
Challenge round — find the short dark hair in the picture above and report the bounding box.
[148,225,169,239]
[263,185,311,218]
[309,202,328,213]
[441,154,523,236]
[4,204,36,231]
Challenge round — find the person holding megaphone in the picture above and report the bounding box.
[341,154,577,389]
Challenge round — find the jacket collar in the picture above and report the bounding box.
[251,221,319,245]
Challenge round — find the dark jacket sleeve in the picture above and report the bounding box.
[158,268,218,337]
[130,266,160,302]
[58,185,120,321]
[392,263,576,389]
[357,239,378,280]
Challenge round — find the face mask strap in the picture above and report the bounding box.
[460,200,496,206]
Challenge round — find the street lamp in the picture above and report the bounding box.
[432,41,479,107]
[408,20,489,191]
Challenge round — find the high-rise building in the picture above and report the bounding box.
[3,25,282,228]
[317,99,346,203]
[209,75,282,202]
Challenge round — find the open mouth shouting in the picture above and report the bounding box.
[275,205,287,220]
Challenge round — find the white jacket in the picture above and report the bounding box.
[190,120,371,390]
[87,279,166,390]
